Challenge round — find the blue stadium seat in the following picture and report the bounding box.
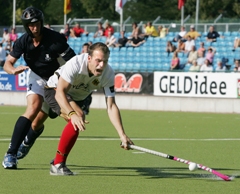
[94,37,101,42]
[218,31,224,36]
[126,62,133,72]
[161,63,170,71]
[231,31,239,37]
[147,63,155,72]
[132,62,141,72]
[139,62,148,72]
[118,62,127,72]
[149,52,154,57]
[227,51,235,58]
[147,37,155,41]
[119,50,126,57]
[81,36,88,42]
[223,31,231,37]
[68,41,75,49]
[126,51,134,57]
[113,32,120,38]
[100,36,106,43]
[202,32,208,37]
[126,32,132,37]
[110,62,120,71]
[88,32,94,38]
[153,41,161,47]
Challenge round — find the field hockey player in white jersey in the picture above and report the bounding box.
[44,42,134,175]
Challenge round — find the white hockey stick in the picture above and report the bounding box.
[128,144,232,181]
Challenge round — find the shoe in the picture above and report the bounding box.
[2,153,17,169]
[50,161,73,176]
[17,142,33,160]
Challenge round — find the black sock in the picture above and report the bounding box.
[7,116,32,155]
[24,126,44,146]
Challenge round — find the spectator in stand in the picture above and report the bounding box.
[60,23,71,40]
[71,23,88,38]
[221,57,229,69]
[233,59,240,72]
[104,22,114,37]
[80,43,90,54]
[197,51,205,66]
[166,41,176,56]
[10,28,18,43]
[197,42,206,55]
[94,22,105,38]
[232,37,240,51]
[187,45,198,65]
[144,21,158,38]
[206,26,221,43]
[105,30,116,47]
[7,28,18,52]
[114,31,129,47]
[176,39,185,53]
[170,51,180,70]
[158,25,168,38]
[173,26,187,42]
[215,61,226,72]
[205,47,216,64]
[130,31,145,47]
[0,43,6,67]
[200,59,213,72]
[129,22,142,39]
[184,25,200,40]
[184,35,195,53]
[142,23,147,35]
[2,28,12,53]
[1,28,10,44]
[189,60,200,72]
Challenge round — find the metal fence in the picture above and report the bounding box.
[0,22,239,35]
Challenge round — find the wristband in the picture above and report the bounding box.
[68,111,76,117]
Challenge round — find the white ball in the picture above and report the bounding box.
[189,163,198,171]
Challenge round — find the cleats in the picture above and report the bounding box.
[2,153,17,169]
[50,161,73,176]
[17,142,33,160]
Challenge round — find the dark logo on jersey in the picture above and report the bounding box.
[72,83,89,92]
[92,79,100,86]
[45,54,51,61]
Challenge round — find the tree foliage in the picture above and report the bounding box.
[0,0,240,26]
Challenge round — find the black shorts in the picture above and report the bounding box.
[44,87,92,118]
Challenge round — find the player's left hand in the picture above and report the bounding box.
[120,135,134,150]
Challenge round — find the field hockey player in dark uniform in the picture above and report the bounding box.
[2,6,76,169]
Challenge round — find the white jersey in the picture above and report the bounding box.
[47,53,115,101]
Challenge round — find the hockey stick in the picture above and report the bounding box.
[128,144,232,181]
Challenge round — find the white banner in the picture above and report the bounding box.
[154,72,240,98]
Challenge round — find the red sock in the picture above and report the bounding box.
[54,121,79,165]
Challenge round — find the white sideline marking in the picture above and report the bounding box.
[1,138,240,141]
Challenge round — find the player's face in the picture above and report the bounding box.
[28,21,41,37]
[88,50,109,77]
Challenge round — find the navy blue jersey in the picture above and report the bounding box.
[10,27,76,79]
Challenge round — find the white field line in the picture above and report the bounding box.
[1,138,240,141]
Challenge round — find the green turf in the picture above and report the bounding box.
[0,106,240,194]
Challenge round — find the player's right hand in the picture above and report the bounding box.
[70,113,89,131]
[12,66,29,75]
